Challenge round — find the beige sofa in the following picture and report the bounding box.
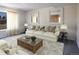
[25,29,60,42]
[0,40,28,55]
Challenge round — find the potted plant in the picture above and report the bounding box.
[31,36,36,42]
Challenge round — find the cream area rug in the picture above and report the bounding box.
[0,34,64,55]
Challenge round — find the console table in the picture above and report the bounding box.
[58,32,68,42]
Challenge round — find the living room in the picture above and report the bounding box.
[0,3,79,55]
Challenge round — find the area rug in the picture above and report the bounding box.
[1,34,64,55]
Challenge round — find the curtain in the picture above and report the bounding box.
[7,11,19,35]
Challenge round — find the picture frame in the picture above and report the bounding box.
[31,10,39,24]
[50,14,60,23]
[49,8,64,24]
[31,14,38,23]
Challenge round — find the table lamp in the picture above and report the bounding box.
[60,24,68,32]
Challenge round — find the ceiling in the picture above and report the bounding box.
[0,3,76,11]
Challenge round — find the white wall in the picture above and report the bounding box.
[25,5,77,40]
[38,8,50,26]
[18,11,26,34]
[64,5,77,40]
[77,4,79,48]
[26,7,63,26]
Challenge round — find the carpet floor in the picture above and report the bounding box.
[0,34,64,55]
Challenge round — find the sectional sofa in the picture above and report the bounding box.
[25,25,60,42]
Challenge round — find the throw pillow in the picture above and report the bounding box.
[40,26,45,31]
[45,26,51,32]
[50,26,56,33]
[31,26,36,30]
[35,26,40,31]
[46,26,56,33]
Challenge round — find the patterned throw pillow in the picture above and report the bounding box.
[45,26,51,32]
[40,26,45,31]
[45,26,56,33]
[50,26,56,33]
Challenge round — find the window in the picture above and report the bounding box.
[0,12,7,29]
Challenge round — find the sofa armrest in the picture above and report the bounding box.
[0,50,6,55]
[55,31,60,36]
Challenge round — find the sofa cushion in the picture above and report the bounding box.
[31,26,36,30]
[35,26,40,31]
[26,30,35,34]
[43,32,56,38]
[35,35,57,42]
[34,31,44,35]
[30,31,57,41]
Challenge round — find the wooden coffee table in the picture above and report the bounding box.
[17,37,43,53]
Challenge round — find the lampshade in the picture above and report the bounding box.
[60,24,68,32]
[24,24,28,27]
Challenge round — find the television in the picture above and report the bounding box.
[0,12,7,29]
